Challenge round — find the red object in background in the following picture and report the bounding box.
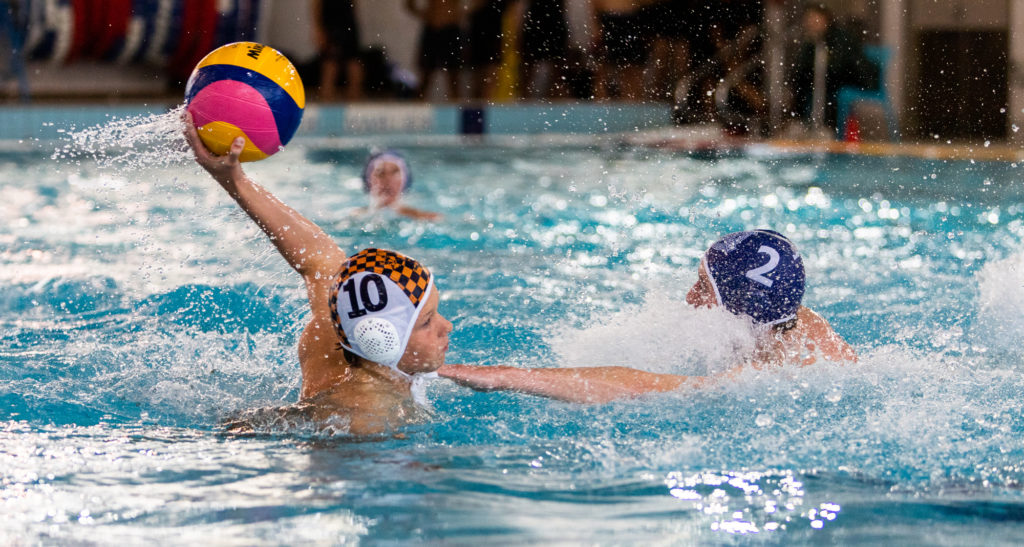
[167,0,219,81]
[84,0,106,56]
[67,0,91,62]
[191,0,219,71]
[844,114,861,142]
[167,0,200,78]
[91,0,133,59]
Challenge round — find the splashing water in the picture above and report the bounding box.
[549,290,757,375]
[5,138,1024,543]
[51,105,191,170]
[975,250,1024,357]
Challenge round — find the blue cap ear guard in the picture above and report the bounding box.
[703,230,805,326]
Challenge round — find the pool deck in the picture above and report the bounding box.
[0,102,674,141]
[631,127,1024,162]
[1,101,1022,162]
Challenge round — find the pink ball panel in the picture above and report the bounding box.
[187,80,283,155]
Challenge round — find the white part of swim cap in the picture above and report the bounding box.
[352,317,402,364]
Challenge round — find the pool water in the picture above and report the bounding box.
[3,113,1024,543]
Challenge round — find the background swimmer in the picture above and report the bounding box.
[439,230,856,403]
[358,150,441,221]
[184,115,452,435]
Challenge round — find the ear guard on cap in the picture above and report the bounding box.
[352,317,402,364]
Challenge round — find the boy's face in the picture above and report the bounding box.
[370,160,404,206]
[396,288,452,375]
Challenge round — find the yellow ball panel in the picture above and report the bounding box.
[197,121,271,163]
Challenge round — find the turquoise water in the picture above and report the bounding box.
[4,115,1024,543]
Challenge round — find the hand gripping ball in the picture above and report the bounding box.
[184,42,305,162]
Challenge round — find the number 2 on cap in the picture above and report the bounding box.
[746,246,780,287]
[343,274,389,319]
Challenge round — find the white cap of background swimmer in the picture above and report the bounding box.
[361,150,413,193]
[328,248,433,378]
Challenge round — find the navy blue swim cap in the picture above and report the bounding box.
[703,230,805,326]
[362,149,413,193]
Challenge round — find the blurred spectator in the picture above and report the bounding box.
[712,0,766,132]
[361,47,418,99]
[789,3,878,130]
[710,0,763,52]
[312,0,364,102]
[562,47,597,100]
[677,0,762,122]
[590,0,650,101]
[1,0,29,102]
[516,0,569,99]
[406,0,463,101]
[467,0,512,100]
[644,0,694,102]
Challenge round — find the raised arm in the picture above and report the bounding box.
[437,364,710,404]
[184,113,346,278]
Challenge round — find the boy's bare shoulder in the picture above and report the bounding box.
[795,306,856,362]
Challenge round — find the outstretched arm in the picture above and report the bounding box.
[396,204,442,221]
[184,113,346,278]
[437,364,712,404]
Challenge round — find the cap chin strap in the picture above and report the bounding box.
[410,372,437,406]
[349,336,437,405]
[363,350,437,407]
[357,355,436,406]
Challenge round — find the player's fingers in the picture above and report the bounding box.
[227,137,244,162]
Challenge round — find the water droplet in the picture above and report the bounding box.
[755,414,774,427]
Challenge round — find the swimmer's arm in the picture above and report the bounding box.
[437,364,708,404]
[184,114,345,275]
[396,205,442,221]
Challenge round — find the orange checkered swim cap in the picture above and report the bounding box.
[328,248,433,374]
